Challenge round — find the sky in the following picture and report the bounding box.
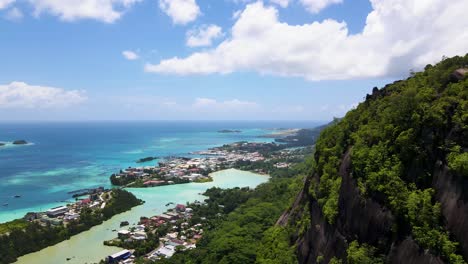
[0,0,467,121]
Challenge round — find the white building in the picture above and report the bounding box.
[46,206,69,217]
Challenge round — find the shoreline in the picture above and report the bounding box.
[15,169,269,264]
[2,130,303,263]
[109,141,277,188]
[1,188,143,263]
[259,128,300,138]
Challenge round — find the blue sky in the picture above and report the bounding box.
[0,0,466,121]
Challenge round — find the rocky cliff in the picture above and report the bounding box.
[282,55,468,264]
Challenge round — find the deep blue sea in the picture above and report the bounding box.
[0,121,323,223]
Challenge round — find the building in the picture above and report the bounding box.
[46,206,69,217]
[166,212,179,219]
[156,245,176,258]
[118,230,131,239]
[182,173,202,181]
[175,204,186,212]
[64,212,80,221]
[107,249,131,263]
[40,215,63,226]
[159,214,175,221]
[131,231,147,241]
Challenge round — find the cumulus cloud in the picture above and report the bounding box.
[146,0,468,81]
[159,0,200,25]
[122,50,139,60]
[26,0,141,23]
[0,0,14,9]
[0,82,87,108]
[186,24,223,47]
[299,0,342,13]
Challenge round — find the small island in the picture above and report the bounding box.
[136,156,159,163]
[12,140,28,145]
[217,129,241,133]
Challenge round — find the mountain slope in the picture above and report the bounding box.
[282,54,468,264]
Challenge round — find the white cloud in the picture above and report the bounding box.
[299,0,342,13]
[5,7,22,21]
[159,0,200,25]
[0,0,14,9]
[122,50,139,60]
[186,24,223,47]
[192,98,258,111]
[146,0,468,81]
[232,0,290,8]
[27,0,141,23]
[0,82,87,108]
[270,0,290,8]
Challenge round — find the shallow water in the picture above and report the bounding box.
[0,121,321,223]
[15,169,269,264]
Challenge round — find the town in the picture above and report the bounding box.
[104,203,204,263]
[101,143,314,264]
[109,141,304,188]
[22,187,107,227]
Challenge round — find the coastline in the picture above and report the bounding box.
[259,128,300,138]
[14,169,269,264]
[0,125,308,263]
[0,123,287,225]
[1,189,142,263]
[109,141,278,188]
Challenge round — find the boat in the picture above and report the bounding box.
[14,195,21,198]
[2,203,8,206]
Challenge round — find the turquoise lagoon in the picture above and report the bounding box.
[15,169,269,264]
[0,121,321,223]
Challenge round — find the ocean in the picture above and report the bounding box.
[0,121,322,223]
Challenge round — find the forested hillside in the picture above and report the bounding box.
[283,54,468,264]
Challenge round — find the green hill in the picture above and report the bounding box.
[284,54,468,264]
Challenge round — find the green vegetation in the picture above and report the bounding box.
[256,226,296,264]
[149,163,308,264]
[0,219,29,235]
[346,241,383,264]
[0,189,142,264]
[102,189,144,219]
[193,176,213,183]
[448,146,468,176]
[107,186,268,264]
[232,146,314,177]
[274,128,324,147]
[309,54,468,262]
